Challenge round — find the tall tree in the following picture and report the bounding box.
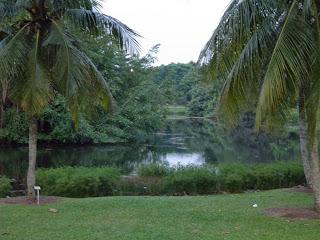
[199,0,320,210]
[0,0,140,198]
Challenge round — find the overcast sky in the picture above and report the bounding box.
[103,0,230,65]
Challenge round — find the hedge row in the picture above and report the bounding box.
[35,162,306,198]
[37,167,121,198]
[0,176,12,198]
[163,162,305,195]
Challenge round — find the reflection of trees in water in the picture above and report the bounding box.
[162,118,300,164]
[35,146,152,174]
[0,118,300,183]
[0,148,29,185]
[0,145,152,183]
[162,119,231,164]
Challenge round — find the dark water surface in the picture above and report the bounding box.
[0,119,299,183]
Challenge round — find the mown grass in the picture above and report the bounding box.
[0,190,320,240]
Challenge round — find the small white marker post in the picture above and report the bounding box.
[34,186,41,205]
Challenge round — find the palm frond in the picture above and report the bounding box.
[14,30,50,116]
[198,0,277,67]
[43,20,73,95]
[65,9,141,54]
[218,19,278,124]
[198,0,283,124]
[44,20,113,118]
[62,44,114,124]
[0,23,30,82]
[48,0,103,11]
[256,1,316,127]
[0,0,138,123]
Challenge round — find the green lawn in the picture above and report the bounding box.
[1,190,320,240]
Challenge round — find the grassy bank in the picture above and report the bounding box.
[0,190,319,240]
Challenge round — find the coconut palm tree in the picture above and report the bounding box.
[0,0,140,198]
[199,0,320,210]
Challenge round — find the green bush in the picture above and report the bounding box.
[0,176,12,198]
[163,166,218,195]
[218,162,305,192]
[160,162,304,195]
[218,164,255,193]
[37,167,121,198]
[118,176,164,196]
[220,174,244,193]
[252,162,305,190]
[35,162,305,198]
[138,164,171,177]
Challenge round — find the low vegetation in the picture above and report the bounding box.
[35,162,305,198]
[138,164,171,177]
[0,176,11,198]
[37,168,121,198]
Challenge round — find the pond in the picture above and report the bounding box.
[0,118,299,185]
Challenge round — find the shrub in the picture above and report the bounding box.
[0,176,12,198]
[218,164,255,192]
[163,166,218,195]
[37,167,121,198]
[162,162,305,195]
[220,174,244,193]
[35,162,305,197]
[218,162,305,192]
[138,164,171,177]
[118,176,164,196]
[252,162,305,190]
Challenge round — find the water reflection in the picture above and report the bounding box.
[0,118,300,183]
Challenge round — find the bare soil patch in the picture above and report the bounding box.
[286,185,313,194]
[0,196,62,205]
[265,208,320,220]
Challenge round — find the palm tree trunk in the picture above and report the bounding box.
[299,95,320,211]
[27,117,37,198]
[310,139,320,211]
[298,96,313,186]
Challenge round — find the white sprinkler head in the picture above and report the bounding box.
[34,186,41,206]
[252,204,258,208]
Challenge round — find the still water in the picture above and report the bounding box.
[0,119,299,183]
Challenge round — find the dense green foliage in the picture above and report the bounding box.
[163,162,305,195]
[138,164,171,177]
[150,62,217,117]
[151,63,194,105]
[0,41,166,145]
[0,0,141,120]
[35,163,305,198]
[218,162,305,192]
[0,2,164,146]
[37,167,121,198]
[118,176,164,196]
[163,166,217,195]
[1,190,319,240]
[0,176,11,197]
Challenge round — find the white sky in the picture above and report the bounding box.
[103,0,230,65]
